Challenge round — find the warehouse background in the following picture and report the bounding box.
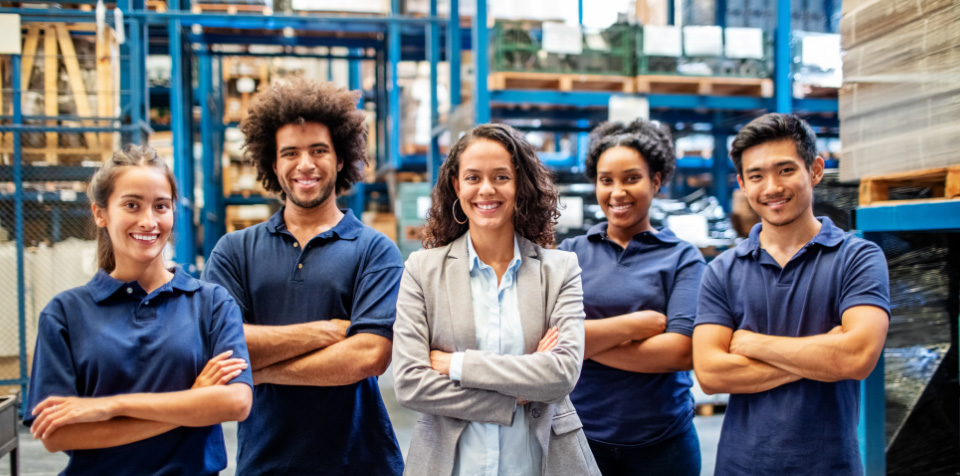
[0,0,957,474]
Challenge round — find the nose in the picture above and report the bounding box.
[612,181,627,198]
[763,175,784,195]
[296,151,315,172]
[139,207,158,229]
[479,177,495,196]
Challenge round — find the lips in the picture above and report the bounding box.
[473,201,502,213]
[294,178,319,187]
[608,202,634,211]
[762,197,791,209]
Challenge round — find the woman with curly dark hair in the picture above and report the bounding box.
[557,119,706,475]
[392,124,600,476]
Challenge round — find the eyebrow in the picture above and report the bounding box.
[463,167,512,173]
[597,168,643,174]
[744,160,799,174]
[120,194,172,201]
[278,142,330,153]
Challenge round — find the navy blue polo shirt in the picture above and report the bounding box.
[559,224,705,446]
[696,217,890,476]
[25,267,253,476]
[201,208,404,476]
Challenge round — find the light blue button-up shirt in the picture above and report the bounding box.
[448,232,543,476]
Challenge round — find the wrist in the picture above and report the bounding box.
[104,395,125,418]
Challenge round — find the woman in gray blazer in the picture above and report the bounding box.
[393,124,600,476]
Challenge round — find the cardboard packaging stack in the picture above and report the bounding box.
[838,0,960,181]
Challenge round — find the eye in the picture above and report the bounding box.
[749,174,761,181]
[626,175,642,183]
[598,177,612,185]
[312,148,327,155]
[464,174,479,182]
[124,201,139,210]
[155,202,171,211]
[780,167,795,174]
[496,174,512,181]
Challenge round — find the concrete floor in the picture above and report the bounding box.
[1,372,723,475]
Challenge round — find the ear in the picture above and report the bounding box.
[810,156,825,187]
[91,203,107,228]
[651,171,662,193]
[337,158,343,172]
[736,173,745,191]
[451,174,460,196]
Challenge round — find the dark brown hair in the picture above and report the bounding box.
[239,77,367,198]
[87,144,178,273]
[585,119,676,190]
[421,124,560,248]
[730,113,818,176]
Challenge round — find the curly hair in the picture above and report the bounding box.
[730,113,817,176]
[421,124,560,249]
[239,77,367,198]
[585,119,676,189]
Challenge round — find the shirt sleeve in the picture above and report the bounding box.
[665,246,706,337]
[695,262,735,329]
[839,241,891,317]
[349,235,405,340]
[206,285,254,388]
[24,305,78,427]
[449,352,465,381]
[201,235,250,320]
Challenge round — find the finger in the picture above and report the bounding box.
[218,369,244,385]
[32,396,66,415]
[32,407,56,438]
[200,350,234,376]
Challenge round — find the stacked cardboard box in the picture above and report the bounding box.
[838,0,960,181]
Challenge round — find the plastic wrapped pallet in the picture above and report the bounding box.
[838,1,960,181]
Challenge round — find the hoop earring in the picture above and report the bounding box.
[452,199,468,225]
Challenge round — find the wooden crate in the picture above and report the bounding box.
[1,23,119,164]
[859,166,960,206]
[489,71,635,93]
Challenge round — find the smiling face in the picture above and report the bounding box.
[273,121,342,211]
[92,166,174,274]
[596,146,661,238]
[736,139,824,228]
[452,139,517,235]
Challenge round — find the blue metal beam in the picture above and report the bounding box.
[855,201,960,232]
[857,351,886,476]
[472,0,490,124]
[12,54,28,399]
[448,0,461,108]
[168,0,196,272]
[388,0,402,169]
[774,0,792,113]
[427,0,442,185]
[198,51,223,261]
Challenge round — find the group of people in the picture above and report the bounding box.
[24,77,890,476]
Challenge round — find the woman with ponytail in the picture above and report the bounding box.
[557,119,706,475]
[25,145,253,476]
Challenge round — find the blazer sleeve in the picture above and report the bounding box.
[392,251,519,426]
[459,252,585,403]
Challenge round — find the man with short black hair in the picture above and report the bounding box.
[693,113,890,475]
[202,78,404,475]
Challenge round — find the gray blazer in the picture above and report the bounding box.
[392,233,600,476]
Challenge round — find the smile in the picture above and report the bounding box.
[609,203,634,211]
[764,198,790,207]
[473,201,502,211]
[131,234,159,243]
[294,178,318,186]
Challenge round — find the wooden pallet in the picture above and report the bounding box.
[635,75,773,97]
[793,83,839,99]
[489,72,635,94]
[859,166,960,206]
[192,2,271,14]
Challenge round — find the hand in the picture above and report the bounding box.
[31,395,118,440]
[193,350,248,389]
[430,350,452,375]
[537,327,559,353]
[729,329,758,356]
[317,319,351,345]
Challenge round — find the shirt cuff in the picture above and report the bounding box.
[449,352,465,381]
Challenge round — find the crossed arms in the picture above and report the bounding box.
[392,252,586,427]
[692,305,889,395]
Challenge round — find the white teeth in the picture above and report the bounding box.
[610,203,632,210]
[132,234,158,242]
[476,203,500,210]
[295,179,318,185]
[767,199,788,206]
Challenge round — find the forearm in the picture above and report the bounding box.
[244,321,342,370]
[583,311,665,359]
[694,350,801,394]
[737,332,879,382]
[591,333,692,373]
[254,334,391,387]
[112,384,251,427]
[40,417,177,453]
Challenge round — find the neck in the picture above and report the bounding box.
[469,224,516,265]
[110,257,173,294]
[283,194,344,232]
[607,219,653,248]
[758,212,822,253]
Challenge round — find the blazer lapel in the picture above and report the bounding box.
[517,237,544,354]
[445,234,477,351]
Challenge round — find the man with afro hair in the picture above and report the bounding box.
[202,77,404,475]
